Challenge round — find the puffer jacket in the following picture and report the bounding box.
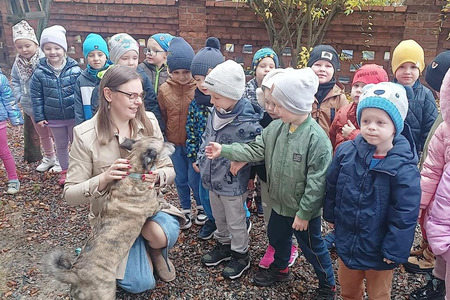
[30,57,81,122]
[197,99,263,197]
[220,116,331,220]
[312,82,348,136]
[394,79,438,155]
[74,69,100,125]
[324,128,421,270]
[425,164,450,262]
[157,77,196,145]
[329,102,360,152]
[138,61,170,94]
[0,70,23,125]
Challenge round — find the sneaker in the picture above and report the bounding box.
[58,170,67,186]
[50,158,62,173]
[288,244,299,267]
[259,244,275,269]
[201,242,231,266]
[222,251,250,280]
[255,196,264,217]
[6,180,20,195]
[324,231,336,251]
[404,246,435,274]
[410,239,428,256]
[316,285,337,300]
[409,275,446,300]
[195,206,207,226]
[36,156,55,172]
[246,218,252,234]
[253,264,291,286]
[198,219,217,240]
[181,210,192,230]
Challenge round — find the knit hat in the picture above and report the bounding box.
[391,40,425,74]
[12,20,38,45]
[357,82,408,137]
[307,45,340,71]
[204,60,245,101]
[256,68,287,108]
[271,67,319,115]
[252,48,279,72]
[40,25,67,52]
[108,33,139,64]
[150,33,174,51]
[191,37,224,77]
[167,37,195,72]
[425,50,450,92]
[352,64,389,86]
[83,33,109,59]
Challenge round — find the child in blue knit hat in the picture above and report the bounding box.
[74,33,112,125]
[139,33,174,94]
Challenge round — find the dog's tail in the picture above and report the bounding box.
[43,250,79,285]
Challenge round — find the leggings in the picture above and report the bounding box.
[49,120,75,171]
[28,113,55,158]
[0,123,18,180]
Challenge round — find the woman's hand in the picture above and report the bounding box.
[230,161,247,176]
[37,120,48,128]
[205,142,222,159]
[292,216,309,231]
[98,158,131,191]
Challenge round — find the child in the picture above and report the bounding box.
[324,82,421,299]
[74,33,111,125]
[409,69,450,300]
[307,44,348,136]
[30,25,82,185]
[107,33,165,133]
[158,37,203,229]
[187,37,224,239]
[197,60,263,280]
[11,20,59,173]
[0,68,23,194]
[391,39,438,156]
[329,64,389,152]
[204,68,337,298]
[138,33,174,94]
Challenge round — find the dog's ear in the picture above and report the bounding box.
[160,142,175,158]
[120,138,136,151]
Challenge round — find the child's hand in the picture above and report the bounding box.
[327,222,334,229]
[192,162,200,173]
[383,258,394,264]
[205,142,222,159]
[230,161,247,176]
[247,178,255,191]
[292,216,309,231]
[342,120,356,138]
[37,120,48,128]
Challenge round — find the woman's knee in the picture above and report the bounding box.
[142,221,167,249]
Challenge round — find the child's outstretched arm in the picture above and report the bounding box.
[205,142,222,159]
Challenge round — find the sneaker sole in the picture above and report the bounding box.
[254,273,291,286]
[201,256,231,267]
[195,219,207,226]
[181,222,192,230]
[223,260,251,280]
[258,263,271,269]
[198,230,216,240]
[288,251,299,267]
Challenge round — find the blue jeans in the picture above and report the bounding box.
[171,145,202,210]
[199,180,214,221]
[268,210,335,288]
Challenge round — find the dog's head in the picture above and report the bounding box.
[120,137,175,173]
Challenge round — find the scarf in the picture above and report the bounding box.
[212,99,245,130]
[315,78,336,104]
[195,88,212,107]
[87,60,112,79]
[15,48,42,82]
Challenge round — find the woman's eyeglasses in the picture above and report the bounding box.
[112,89,146,102]
[143,48,165,56]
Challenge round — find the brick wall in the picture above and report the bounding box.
[1,0,448,89]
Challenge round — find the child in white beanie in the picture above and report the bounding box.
[197,60,263,280]
[11,20,59,173]
[30,25,82,185]
[204,67,337,298]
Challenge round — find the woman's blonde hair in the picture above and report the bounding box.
[96,65,154,144]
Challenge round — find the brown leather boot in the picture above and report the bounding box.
[404,246,436,274]
[410,239,428,256]
[149,248,176,282]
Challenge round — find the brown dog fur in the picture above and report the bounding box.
[44,136,175,300]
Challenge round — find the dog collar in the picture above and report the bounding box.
[127,173,142,179]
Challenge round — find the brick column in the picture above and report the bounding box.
[178,0,207,51]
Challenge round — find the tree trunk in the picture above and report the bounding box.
[23,114,42,163]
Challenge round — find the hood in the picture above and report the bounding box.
[235,98,264,123]
[441,69,450,125]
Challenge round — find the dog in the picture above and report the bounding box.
[44,136,175,300]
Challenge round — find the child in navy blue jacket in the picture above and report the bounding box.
[324,82,421,299]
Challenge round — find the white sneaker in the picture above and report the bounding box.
[195,206,208,225]
[181,210,192,230]
[36,156,56,172]
[50,158,62,173]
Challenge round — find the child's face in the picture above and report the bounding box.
[14,39,38,60]
[117,50,139,69]
[263,88,279,119]
[360,107,395,150]
[255,57,276,86]
[395,62,420,87]
[272,97,306,125]
[311,59,334,84]
[209,91,237,112]
[144,38,167,68]
[350,82,366,104]
[42,42,65,67]
[170,69,192,85]
[87,50,107,70]
[194,75,209,94]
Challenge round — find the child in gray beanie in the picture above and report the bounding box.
[204,67,337,298]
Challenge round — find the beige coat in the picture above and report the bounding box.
[63,111,178,278]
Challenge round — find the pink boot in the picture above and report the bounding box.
[288,244,299,267]
[259,244,275,269]
[59,170,67,186]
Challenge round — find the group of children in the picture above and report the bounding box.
[1,18,450,300]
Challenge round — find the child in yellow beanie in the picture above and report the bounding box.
[391,39,437,157]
